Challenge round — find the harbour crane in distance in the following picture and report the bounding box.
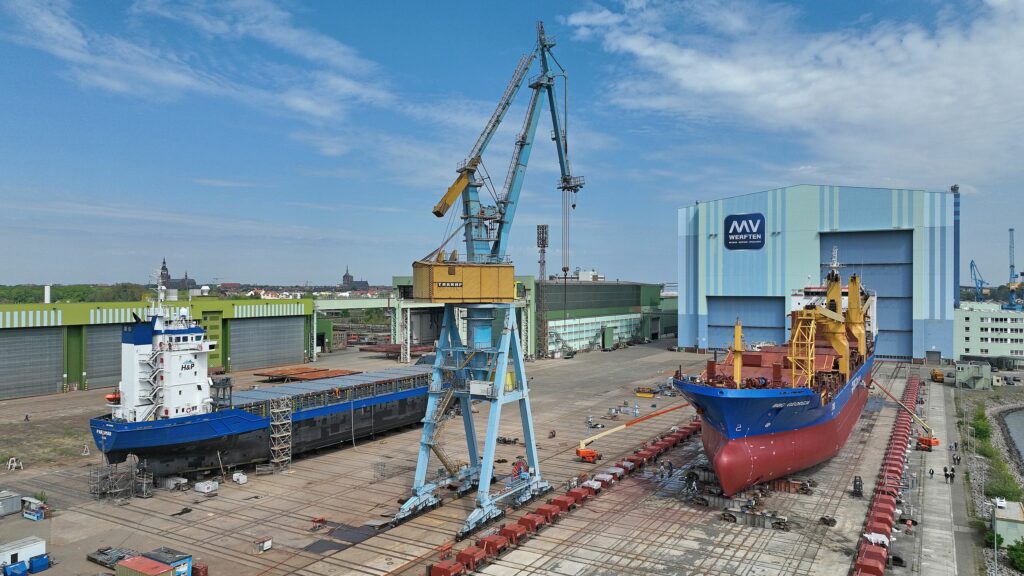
[393,21,584,539]
[970,260,989,302]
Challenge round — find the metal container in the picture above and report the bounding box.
[0,490,21,517]
[193,480,218,494]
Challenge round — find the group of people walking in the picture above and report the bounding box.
[927,440,961,484]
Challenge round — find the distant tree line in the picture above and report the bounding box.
[960,283,1021,304]
[0,284,148,304]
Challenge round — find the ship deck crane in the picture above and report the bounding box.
[394,22,584,539]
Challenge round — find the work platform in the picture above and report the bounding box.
[0,347,957,575]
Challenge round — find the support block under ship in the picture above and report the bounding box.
[674,252,877,496]
[90,306,429,477]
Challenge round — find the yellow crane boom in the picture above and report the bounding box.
[578,402,690,451]
[873,378,936,439]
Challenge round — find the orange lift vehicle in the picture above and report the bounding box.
[873,379,940,451]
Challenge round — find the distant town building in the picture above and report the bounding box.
[159,258,197,291]
[341,266,370,291]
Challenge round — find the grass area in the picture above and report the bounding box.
[966,401,1024,501]
[0,421,93,466]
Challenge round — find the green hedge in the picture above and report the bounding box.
[986,458,1023,501]
[1010,538,1024,571]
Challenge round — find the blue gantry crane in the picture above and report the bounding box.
[392,22,584,538]
[970,260,989,302]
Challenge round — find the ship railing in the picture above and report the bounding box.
[162,342,206,353]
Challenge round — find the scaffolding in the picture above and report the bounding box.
[134,471,154,498]
[269,397,293,470]
[89,461,136,501]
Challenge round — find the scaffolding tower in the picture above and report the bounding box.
[269,397,293,471]
[89,461,136,501]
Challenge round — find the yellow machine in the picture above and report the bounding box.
[412,252,515,303]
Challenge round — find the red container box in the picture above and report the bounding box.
[499,523,528,546]
[536,504,561,523]
[430,559,467,576]
[456,547,487,572]
[476,534,509,557]
[550,495,577,512]
[566,488,590,504]
[518,513,546,533]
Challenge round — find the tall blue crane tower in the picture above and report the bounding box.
[970,260,989,302]
[1007,228,1022,311]
[393,22,583,538]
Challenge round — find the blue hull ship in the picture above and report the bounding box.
[91,367,431,476]
[672,254,878,495]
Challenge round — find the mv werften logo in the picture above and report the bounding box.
[724,213,766,250]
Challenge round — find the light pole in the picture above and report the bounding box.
[988,502,999,575]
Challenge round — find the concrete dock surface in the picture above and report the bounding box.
[0,346,968,575]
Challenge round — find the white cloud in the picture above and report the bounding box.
[1,0,228,98]
[569,0,1024,190]
[0,0,389,123]
[132,0,375,73]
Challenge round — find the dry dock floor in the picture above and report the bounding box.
[0,345,919,575]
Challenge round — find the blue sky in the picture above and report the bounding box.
[1,0,1021,286]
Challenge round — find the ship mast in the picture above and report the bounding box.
[732,319,744,389]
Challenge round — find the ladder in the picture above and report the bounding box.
[269,397,293,470]
[428,386,463,476]
[789,310,817,388]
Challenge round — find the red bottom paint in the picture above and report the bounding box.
[702,383,870,496]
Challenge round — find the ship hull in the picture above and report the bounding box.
[91,388,428,477]
[675,355,873,495]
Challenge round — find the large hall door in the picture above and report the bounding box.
[706,297,786,350]
[228,317,304,371]
[821,231,913,359]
